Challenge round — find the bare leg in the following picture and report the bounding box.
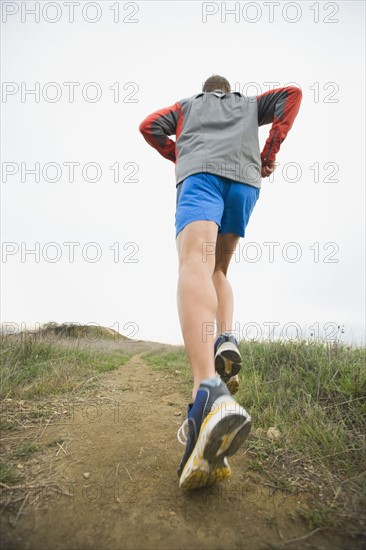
[176,221,219,401]
[212,233,240,338]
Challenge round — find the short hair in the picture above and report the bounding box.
[202,75,231,93]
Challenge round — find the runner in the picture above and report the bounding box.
[139,75,302,490]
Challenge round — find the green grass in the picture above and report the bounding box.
[12,442,40,458]
[143,348,192,390]
[0,462,20,485]
[142,348,188,372]
[299,504,332,529]
[0,334,131,399]
[236,341,365,472]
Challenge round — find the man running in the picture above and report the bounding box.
[139,75,302,491]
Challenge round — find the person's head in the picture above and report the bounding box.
[202,75,231,93]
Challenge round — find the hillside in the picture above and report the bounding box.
[0,327,365,549]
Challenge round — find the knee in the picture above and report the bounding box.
[179,248,215,276]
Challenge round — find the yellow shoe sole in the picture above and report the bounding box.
[179,398,251,492]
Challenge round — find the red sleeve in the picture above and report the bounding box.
[139,102,182,163]
[257,86,302,163]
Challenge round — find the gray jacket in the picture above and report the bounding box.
[139,86,302,188]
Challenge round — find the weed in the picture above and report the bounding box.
[0,462,20,485]
[12,442,40,458]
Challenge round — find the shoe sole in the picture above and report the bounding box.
[215,342,242,381]
[179,398,251,492]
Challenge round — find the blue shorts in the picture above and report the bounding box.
[175,172,260,238]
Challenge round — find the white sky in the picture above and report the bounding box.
[1,1,365,346]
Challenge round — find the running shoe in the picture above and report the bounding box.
[214,332,242,383]
[177,377,251,491]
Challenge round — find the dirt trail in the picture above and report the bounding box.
[1,352,355,549]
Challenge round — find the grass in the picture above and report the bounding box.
[0,332,131,399]
[0,462,20,485]
[237,341,365,461]
[12,442,40,458]
[299,504,332,529]
[142,348,192,389]
[142,339,366,537]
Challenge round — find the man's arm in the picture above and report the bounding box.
[257,86,303,168]
[139,102,182,163]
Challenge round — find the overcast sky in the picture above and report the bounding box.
[1,1,365,346]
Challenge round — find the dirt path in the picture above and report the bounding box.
[1,352,355,549]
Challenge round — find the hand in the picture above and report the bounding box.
[261,161,277,178]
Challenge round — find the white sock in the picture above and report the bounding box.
[201,375,221,387]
